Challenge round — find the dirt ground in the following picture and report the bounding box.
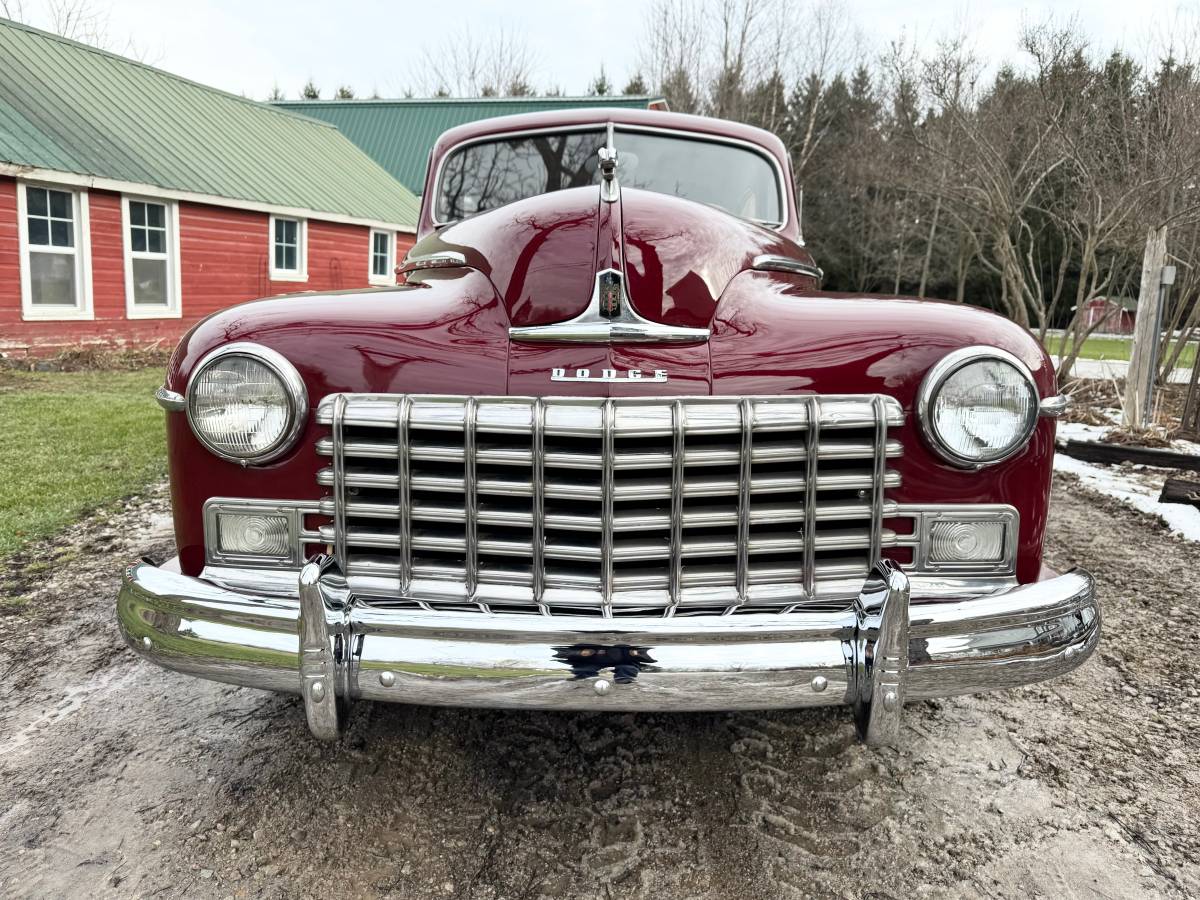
[1,476,1197,900]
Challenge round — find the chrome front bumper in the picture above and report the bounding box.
[116,558,1100,745]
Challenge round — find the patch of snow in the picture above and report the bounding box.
[1170,436,1200,456]
[1056,421,1110,443]
[1054,453,1200,542]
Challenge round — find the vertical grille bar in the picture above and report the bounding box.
[601,398,615,617]
[803,395,820,602]
[531,398,547,613]
[735,397,753,605]
[331,394,348,568]
[464,397,479,599]
[397,395,412,595]
[667,399,685,614]
[869,394,887,566]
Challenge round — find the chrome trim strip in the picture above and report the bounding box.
[601,398,615,617]
[751,254,823,281]
[185,342,309,466]
[397,395,413,596]
[532,398,547,612]
[198,561,1019,604]
[735,398,753,605]
[117,562,1098,729]
[803,396,820,603]
[155,386,186,412]
[431,122,789,232]
[1039,394,1071,418]
[509,268,710,344]
[668,399,685,613]
[464,397,479,601]
[870,395,887,565]
[332,395,348,568]
[916,346,1040,469]
[397,250,467,275]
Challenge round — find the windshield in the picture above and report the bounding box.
[435,128,783,227]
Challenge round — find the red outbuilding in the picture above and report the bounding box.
[1079,296,1137,334]
[0,19,419,356]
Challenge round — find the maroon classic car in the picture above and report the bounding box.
[119,108,1098,745]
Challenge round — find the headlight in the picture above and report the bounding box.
[186,343,307,464]
[918,347,1039,467]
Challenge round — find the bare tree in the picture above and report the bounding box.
[405,26,538,98]
[3,0,158,61]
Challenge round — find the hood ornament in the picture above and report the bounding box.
[508,269,710,344]
[598,146,619,204]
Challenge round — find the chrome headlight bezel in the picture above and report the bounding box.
[917,346,1040,468]
[185,342,308,465]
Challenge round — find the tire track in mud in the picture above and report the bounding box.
[728,711,898,898]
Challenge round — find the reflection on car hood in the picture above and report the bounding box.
[407,186,814,330]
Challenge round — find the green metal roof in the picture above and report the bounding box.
[0,18,419,229]
[274,96,661,193]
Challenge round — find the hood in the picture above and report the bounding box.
[406,185,815,330]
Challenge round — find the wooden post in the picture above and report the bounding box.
[1124,226,1169,428]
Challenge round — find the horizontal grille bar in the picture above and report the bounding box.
[318,393,905,617]
[317,467,901,497]
[317,498,901,528]
[316,436,902,466]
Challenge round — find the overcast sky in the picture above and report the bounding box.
[12,0,1196,100]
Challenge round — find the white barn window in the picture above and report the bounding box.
[269,215,307,281]
[369,229,394,285]
[19,183,92,320]
[123,196,181,319]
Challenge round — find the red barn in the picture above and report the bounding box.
[1080,297,1136,335]
[0,19,419,356]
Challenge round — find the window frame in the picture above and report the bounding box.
[268,215,308,282]
[368,228,395,286]
[121,195,182,320]
[17,181,93,321]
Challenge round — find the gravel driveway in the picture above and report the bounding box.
[1,476,1197,899]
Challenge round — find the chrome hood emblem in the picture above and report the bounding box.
[509,269,711,344]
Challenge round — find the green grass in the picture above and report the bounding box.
[0,368,166,559]
[1044,334,1197,368]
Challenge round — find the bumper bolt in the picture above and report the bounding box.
[310,681,326,702]
[593,678,610,696]
[883,690,899,711]
[811,675,828,693]
[379,671,395,688]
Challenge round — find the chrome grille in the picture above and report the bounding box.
[315,394,904,617]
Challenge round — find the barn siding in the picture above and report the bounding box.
[89,189,126,320]
[0,176,21,326]
[0,174,416,355]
